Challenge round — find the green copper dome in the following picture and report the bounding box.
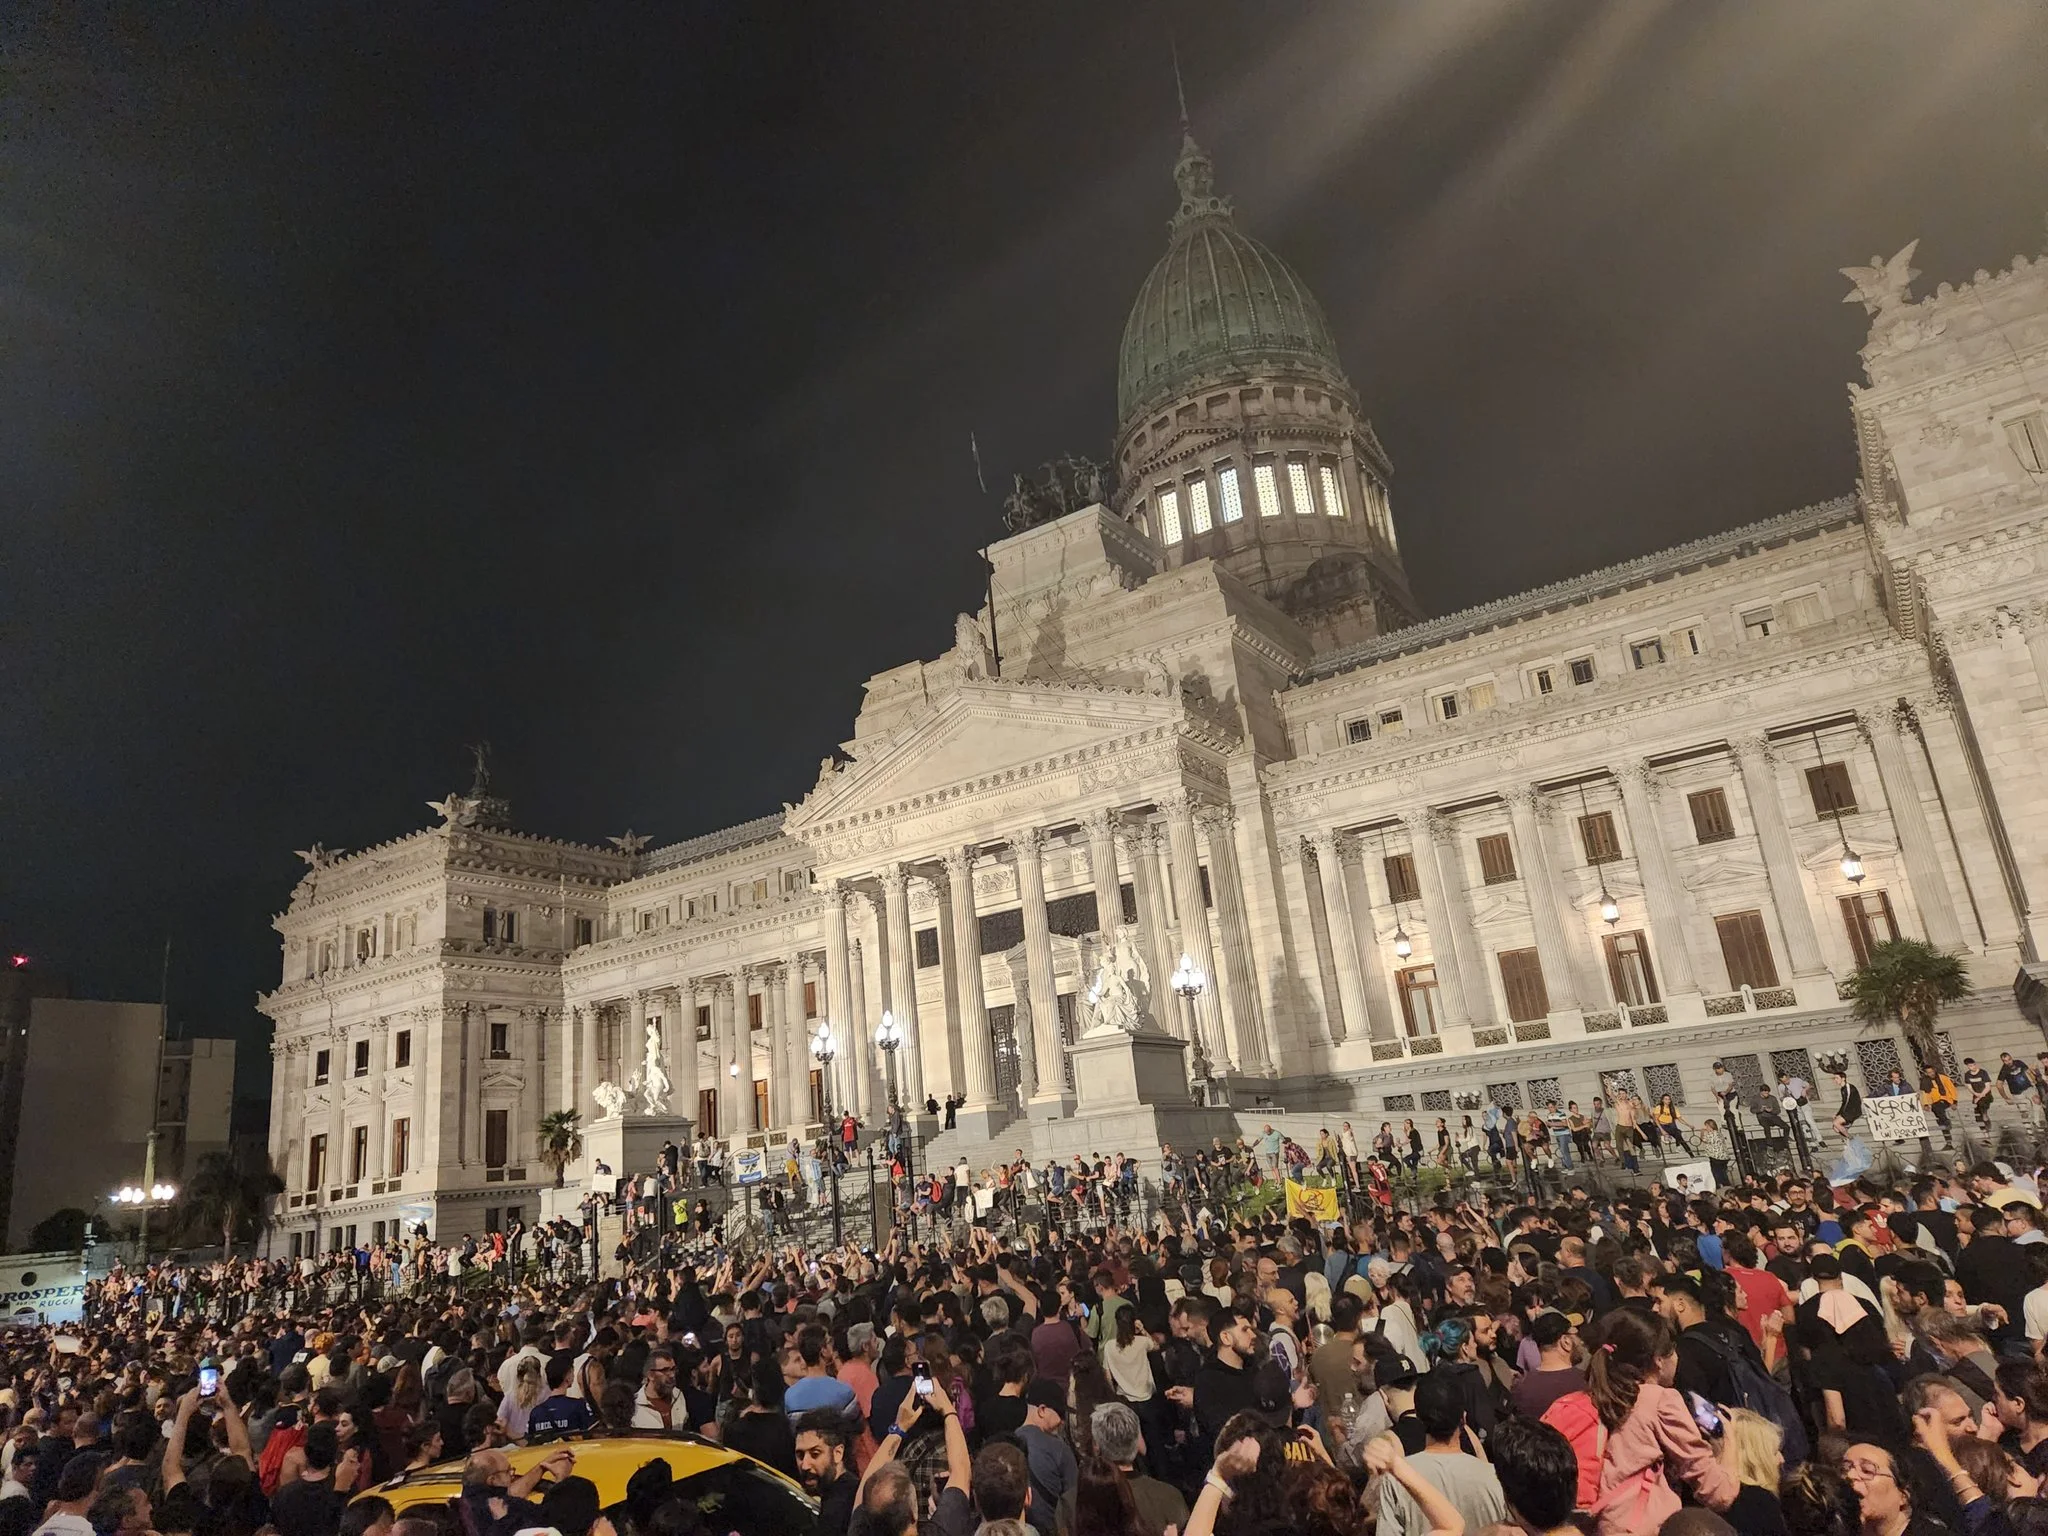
[1117,133,1347,427]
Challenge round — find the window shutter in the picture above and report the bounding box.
[1384,854,1420,902]
[1579,812,1621,864]
[1805,762,1857,816]
[1687,788,1733,843]
[1715,911,1779,990]
[1477,834,1516,884]
[1497,949,1549,1023]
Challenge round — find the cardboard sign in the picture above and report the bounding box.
[732,1149,767,1186]
[1866,1096,1929,1143]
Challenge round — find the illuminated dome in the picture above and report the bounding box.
[1116,134,1348,429]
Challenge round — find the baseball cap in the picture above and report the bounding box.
[1025,1379,1067,1412]
[1373,1356,1419,1392]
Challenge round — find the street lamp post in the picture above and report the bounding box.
[111,1182,178,1267]
[1170,953,1210,1097]
[876,1011,908,1229]
[810,1021,844,1249]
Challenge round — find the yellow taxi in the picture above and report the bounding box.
[358,1430,817,1535]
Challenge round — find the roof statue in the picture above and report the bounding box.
[1002,455,1111,533]
[294,843,341,871]
[607,830,651,854]
[1841,240,1921,316]
[429,743,513,829]
[954,612,995,680]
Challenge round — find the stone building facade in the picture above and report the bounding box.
[261,144,2048,1247]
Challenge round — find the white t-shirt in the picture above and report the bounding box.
[2025,1282,2048,1342]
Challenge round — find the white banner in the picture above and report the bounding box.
[0,1254,86,1327]
[1866,1096,1929,1143]
[733,1149,767,1186]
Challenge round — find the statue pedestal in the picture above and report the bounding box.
[584,1112,694,1187]
[1070,1027,1193,1113]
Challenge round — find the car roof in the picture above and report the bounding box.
[360,1430,810,1514]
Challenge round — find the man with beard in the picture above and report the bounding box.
[794,1415,858,1536]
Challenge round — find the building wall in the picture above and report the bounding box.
[8,1001,160,1250]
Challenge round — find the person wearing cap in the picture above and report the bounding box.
[1017,1379,1074,1536]
[1370,1354,1425,1454]
[1508,1312,1583,1420]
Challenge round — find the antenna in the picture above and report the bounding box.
[1171,37,1189,132]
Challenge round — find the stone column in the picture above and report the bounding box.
[848,937,874,1120]
[1871,707,1966,950]
[1505,790,1581,1012]
[1612,766,1703,998]
[756,966,782,1130]
[1082,809,1124,936]
[672,986,699,1125]
[327,1029,347,1182]
[823,882,863,1119]
[943,847,998,1107]
[366,1022,388,1179]
[268,1038,292,1189]
[878,865,924,1102]
[1201,804,1273,1069]
[1307,831,1368,1044]
[1162,792,1225,1062]
[715,978,739,1135]
[1336,834,1398,1044]
[1122,822,1178,1031]
[1407,811,1477,1026]
[928,863,965,1098]
[785,957,810,1129]
[1013,828,1068,1113]
[1908,697,2015,950]
[1733,737,1828,977]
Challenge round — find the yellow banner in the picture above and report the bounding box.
[1285,1179,1340,1222]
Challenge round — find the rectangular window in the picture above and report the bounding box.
[1217,463,1245,523]
[1569,657,1596,686]
[1287,458,1316,516]
[639,911,656,931]
[1498,948,1550,1023]
[1532,668,1554,696]
[1806,761,1856,816]
[353,1040,370,1077]
[810,1068,825,1125]
[914,926,940,968]
[1742,606,1775,639]
[393,1029,412,1069]
[1378,708,1405,735]
[1396,967,1441,1037]
[1679,626,1703,656]
[1467,680,1496,712]
[698,1087,718,1139]
[1157,486,1183,544]
[696,1003,713,1041]
[484,1109,509,1169]
[1477,834,1517,885]
[1253,461,1282,518]
[314,1050,331,1086]
[1383,853,1420,903]
[1715,910,1781,990]
[803,980,819,1018]
[1603,930,1660,1006]
[748,991,764,1031]
[754,1078,769,1132]
[1630,637,1665,669]
[1687,787,1734,843]
[355,928,374,964]
[573,916,594,946]
[1578,810,1622,865]
[489,1019,510,1058]
[307,1134,327,1191]
[1841,890,1901,968]
[2007,414,2048,474]
[1186,477,1213,534]
[1319,462,1345,518]
[1438,692,1459,721]
[350,1125,368,1183]
[390,1117,410,1177]
[1785,592,1826,629]
[1345,717,1371,745]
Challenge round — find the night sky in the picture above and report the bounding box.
[5,5,2045,1121]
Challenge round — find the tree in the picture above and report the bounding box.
[27,1208,92,1252]
[1844,937,1973,1070]
[180,1150,285,1255]
[537,1110,583,1189]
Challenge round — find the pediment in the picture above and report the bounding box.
[789,681,1185,830]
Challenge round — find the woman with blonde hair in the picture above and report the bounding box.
[496,1354,545,1441]
[1716,1406,1788,1533]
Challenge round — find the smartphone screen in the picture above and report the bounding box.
[199,1366,220,1399]
[1686,1391,1722,1438]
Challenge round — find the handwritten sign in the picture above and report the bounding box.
[1866,1096,1928,1143]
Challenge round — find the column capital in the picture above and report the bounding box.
[1156,789,1201,820]
[876,863,911,896]
[1194,802,1236,837]
[1080,807,1119,838]
[706,975,734,1000]
[1501,787,1540,815]
[818,875,846,902]
[1732,733,1774,764]
[1117,819,1159,856]
[1010,826,1046,858]
[1306,829,1339,860]
[1404,807,1448,840]
[1616,761,1662,795]
[939,846,976,881]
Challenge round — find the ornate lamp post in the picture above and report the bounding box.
[1809,728,1864,885]
[1171,953,1211,1091]
[810,1021,843,1248]
[111,1182,178,1266]
[875,1010,902,1110]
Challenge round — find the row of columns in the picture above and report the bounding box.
[1300,705,1974,1041]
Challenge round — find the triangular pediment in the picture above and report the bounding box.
[789,681,1185,829]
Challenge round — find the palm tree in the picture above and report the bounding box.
[1844,937,1973,1070]
[537,1110,584,1188]
[180,1150,285,1255]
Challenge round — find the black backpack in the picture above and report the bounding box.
[1692,1326,1810,1466]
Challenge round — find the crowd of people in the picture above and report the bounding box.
[19,1138,2048,1536]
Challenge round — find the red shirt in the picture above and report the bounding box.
[1726,1263,1792,1351]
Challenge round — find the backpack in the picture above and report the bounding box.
[1541,1391,1661,1526]
[1690,1327,1811,1466]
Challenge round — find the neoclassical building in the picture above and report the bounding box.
[261,140,2048,1249]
